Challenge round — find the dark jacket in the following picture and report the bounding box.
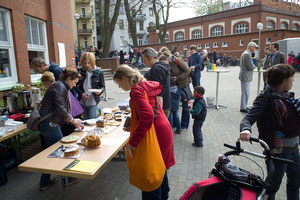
[149,61,171,110]
[39,80,72,124]
[265,51,287,68]
[75,68,105,104]
[188,52,203,72]
[191,97,207,121]
[240,87,299,149]
[49,62,63,81]
[170,87,181,112]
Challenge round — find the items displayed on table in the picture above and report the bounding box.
[64,144,80,157]
[63,159,101,174]
[48,144,84,159]
[82,133,101,149]
[60,135,80,143]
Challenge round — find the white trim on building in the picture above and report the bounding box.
[208,22,225,37]
[231,17,251,34]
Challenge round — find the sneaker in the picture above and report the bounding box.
[192,143,203,147]
[175,129,181,134]
[39,178,57,191]
[63,177,79,187]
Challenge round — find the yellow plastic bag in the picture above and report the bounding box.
[126,91,166,192]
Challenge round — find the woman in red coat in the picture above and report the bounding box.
[113,65,175,200]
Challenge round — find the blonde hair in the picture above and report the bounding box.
[41,71,55,83]
[80,52,96,70]
[113,65,143,85]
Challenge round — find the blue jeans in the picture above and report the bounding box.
[193,119,204,145]
[168,111,181,131]
[181,101,190,129]
[142,171,170,200]
[265,151,300,200]
[82,104,98,120]
[38,121,63,187]
[192,71,201,88]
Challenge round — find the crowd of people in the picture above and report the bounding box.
[31,40,300,199]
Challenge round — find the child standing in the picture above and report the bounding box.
[169,84,182,134]
[190,86,207,147]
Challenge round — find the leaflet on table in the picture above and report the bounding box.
[63,159,101,174]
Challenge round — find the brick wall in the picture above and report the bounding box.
[96,58,120,72]
[0,0,74,86]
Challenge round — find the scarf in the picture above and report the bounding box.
[269,86,290,128]
[288,97,300,116]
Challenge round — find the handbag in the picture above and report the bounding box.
[126,90,166,192]
[27,110,55,131]
[180,85,193,101]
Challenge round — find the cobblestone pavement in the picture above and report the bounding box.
[1,66,299,200]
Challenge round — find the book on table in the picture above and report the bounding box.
[63,160,101,174]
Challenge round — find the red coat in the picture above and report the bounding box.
[129,80,175,169]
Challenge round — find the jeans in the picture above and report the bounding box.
[168,111,181,131]
[265,151,300,200]
[192,71,201,88]
[142,171,170,200]
[82,104,98,120]
[38,121,63,187]
[181,100,190,129]
[193,119,204,145]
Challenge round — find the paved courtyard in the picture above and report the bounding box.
[1,66,300,200]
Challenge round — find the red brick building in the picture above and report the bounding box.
[145,0,300,59]
[0,0,74,90]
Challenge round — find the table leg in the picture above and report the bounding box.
[65,177,70,200]
[215,72,220,109]
[257,72,261,96]
[59,176,64,200]
[113,146,126,161]
[17,134,22,162]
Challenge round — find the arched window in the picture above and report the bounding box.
[293,24,299,31]
[175,32,184,41]
[280,22,288,29]
[192,30,201,39]
[212,26,223,37]
[235,23,248,34]
[266,21,275,30]
[165,34,169,42]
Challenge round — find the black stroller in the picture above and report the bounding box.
[180,138,294,200]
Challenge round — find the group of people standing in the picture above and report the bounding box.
[30,52,105,190]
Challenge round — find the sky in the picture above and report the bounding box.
[168,0,246,22]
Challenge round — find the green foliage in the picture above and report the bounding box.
[12,83,25,94]
[193,0,224,15]
[31,80,46,96]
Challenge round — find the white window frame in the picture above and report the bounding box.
[138,36,143,46]
[280,23,287,29]
[213,42,219,48]
[0,8,18,89]
[197,44,202,49]
[235,23,248,34]
[183,45,188,50]
[165,34,168,42]
[81,5,86,17]
[205,43,210,49]
[266,37,271,44]
[293,24,299,31]
[239,40,244,46]
[222,41,228,47]
[175,32,184,41]
[119,20,124,30]
[149,8,153,17]
[192,30,201,39]
[139,21,144,31]
[83,37,88,49]
[25,15,49,83]
[266,21,275,30]
[212,27,223,37]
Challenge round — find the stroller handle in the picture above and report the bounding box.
[224,138,294,165]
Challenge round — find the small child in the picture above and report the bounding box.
[190,86,207,147]
[41,71,55,89]
[168,84,182,134]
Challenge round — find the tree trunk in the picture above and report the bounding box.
[99,0,105,52]
[124,0,138,48]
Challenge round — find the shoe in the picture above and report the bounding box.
[63,177,80,187]
[240,109,249,113]
[192,143,203,147]
[175,129,181,134]
[39,178,57,191]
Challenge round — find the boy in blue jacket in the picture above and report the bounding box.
[190,86,207,147]
[168,84,182,134]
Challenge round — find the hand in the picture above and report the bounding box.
[93,89,102,95]
[191,66,195,71]
[82,93,88,100]
[240,130,252,143]
[126,144,136,158]
[73,118,84,131]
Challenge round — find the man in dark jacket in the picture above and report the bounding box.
[265,42,287,68]
[142,47,171,117]
[188,45,203,88]
[31,57,63,81]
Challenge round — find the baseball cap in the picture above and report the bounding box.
[247,42,259,48]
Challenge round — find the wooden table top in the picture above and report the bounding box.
[18,121,130,180]
[0,124,27,142]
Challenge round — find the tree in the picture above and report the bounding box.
[192,0,224,15]
[124,0,149,49]
[152,0,185,46]
[98,0,121,58]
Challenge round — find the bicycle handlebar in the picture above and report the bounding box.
[224,138,294,165]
